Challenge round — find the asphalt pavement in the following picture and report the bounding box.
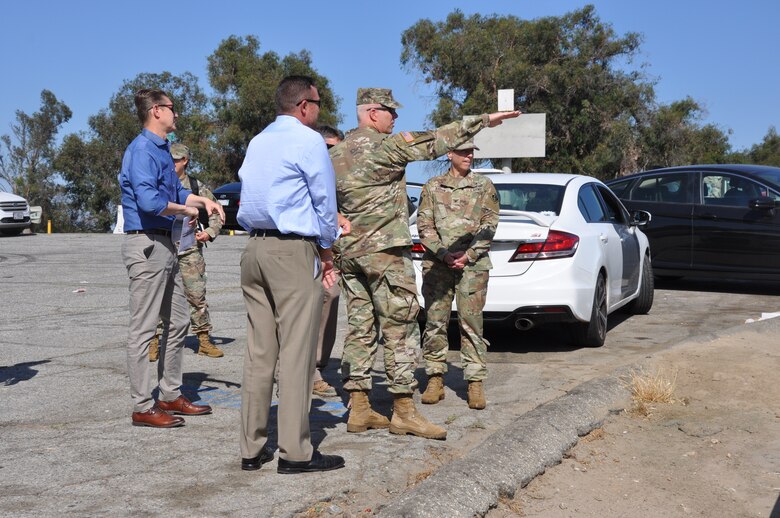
[1,233,777,517]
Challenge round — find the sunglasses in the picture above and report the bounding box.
[371,106,397,116]
[152,103,176,113]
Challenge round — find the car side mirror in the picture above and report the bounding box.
[749,197,777,213]
[629,210,652,228]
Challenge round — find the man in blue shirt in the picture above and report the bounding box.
[119,88,225,428]
[237,76,344,474]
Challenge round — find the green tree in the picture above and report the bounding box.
[744,127,780,166]
[636,98,730,171]
[401,6,653,178]
[0,90,72,227]
[401,6,733,178]
[207,35,341,185]
[55,72,208,231]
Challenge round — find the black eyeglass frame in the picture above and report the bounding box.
[151,103,176,113]
[370,106,397,116]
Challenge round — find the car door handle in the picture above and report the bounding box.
[698,213,718,220]
[600,234,608,243]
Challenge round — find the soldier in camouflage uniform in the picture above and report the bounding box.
[330,87,518,439]
[416,140,499,410]
[149,143,224,361]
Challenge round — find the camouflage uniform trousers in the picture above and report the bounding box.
[156,247,212,337]
[339,247,421,395]
[421,262,489,381]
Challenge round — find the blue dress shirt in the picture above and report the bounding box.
[237,115,338,249]
[119,129,192,231]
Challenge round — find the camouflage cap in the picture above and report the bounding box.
[356,88,403,109]
[170,143,190,160]
[451,139,480,151]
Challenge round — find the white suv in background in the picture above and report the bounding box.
[0,191,32,236]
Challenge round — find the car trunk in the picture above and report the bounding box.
[411,212,555,277]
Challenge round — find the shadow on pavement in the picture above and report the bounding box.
[0,360,50,386]
[655,277,780,296]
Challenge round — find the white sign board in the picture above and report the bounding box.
[497,89,514,112]
[473,113,546,159]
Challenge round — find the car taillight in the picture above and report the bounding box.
[411,242,425,259]
[509,230,579,261]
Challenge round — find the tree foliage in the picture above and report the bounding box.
[0,90,71,226]
[636,98,731,170]
[206,35,341,185]
[401,6,732,179]
[743,127,780,166]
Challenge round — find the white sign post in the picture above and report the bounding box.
[472,89,546,173]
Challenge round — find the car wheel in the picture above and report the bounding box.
[571,273,607,348]
[0,228,24,236]
[624,255,654,315]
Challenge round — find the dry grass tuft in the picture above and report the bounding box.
[498,494,525,515]
[623,368,678,417]
[406,446,452,487]
[582,427,605,443]
[409,467,435,486]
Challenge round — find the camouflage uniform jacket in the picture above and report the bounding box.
[416,170,499,271]
[177,175,223,256]
[331,114,490,260]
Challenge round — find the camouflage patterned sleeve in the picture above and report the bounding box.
[416,182,448,261]
[384,115,489,165]
[198,181,223,241]
[465,179,500,263]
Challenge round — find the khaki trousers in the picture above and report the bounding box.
[122,233,189,412]
[240,235,322,462]
[313,283,340,382]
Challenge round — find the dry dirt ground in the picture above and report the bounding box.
[488,323,780,517]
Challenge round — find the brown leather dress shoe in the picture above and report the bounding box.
[156,395,212,416]
[132,407,184,428]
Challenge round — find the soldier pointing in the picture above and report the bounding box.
[330,87,518,439]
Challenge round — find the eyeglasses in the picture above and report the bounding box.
[152,103,176,114]
[296,98,321,107]
[371,106,397,117]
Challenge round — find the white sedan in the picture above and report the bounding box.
[409,173,654,347]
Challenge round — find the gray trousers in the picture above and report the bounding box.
[122,233,189,413]
[240,235,322,462]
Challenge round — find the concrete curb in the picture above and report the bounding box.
[378,317,780,517]
[378,369,632,517]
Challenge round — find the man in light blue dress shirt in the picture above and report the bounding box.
[237,76,345,474]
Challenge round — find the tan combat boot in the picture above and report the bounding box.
[346,391,390,433]
[421,374,445,404]
[389,395,447,440]
[148,335,159,362]
[197,332,224,358]
[468,381,486,410]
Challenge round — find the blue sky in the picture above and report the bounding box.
[1,0,777,186]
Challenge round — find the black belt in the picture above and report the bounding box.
[126,229,171,237]
[250,228,315,241]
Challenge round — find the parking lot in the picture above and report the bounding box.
[1,233,778,516]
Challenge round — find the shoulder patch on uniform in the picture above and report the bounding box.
[401,131,414,143]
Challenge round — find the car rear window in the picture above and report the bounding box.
[495,184,564,214]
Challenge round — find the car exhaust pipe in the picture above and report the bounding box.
[514,318,535,331]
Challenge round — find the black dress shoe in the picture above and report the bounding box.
[277,450,345,474]
[241,446,274,471]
